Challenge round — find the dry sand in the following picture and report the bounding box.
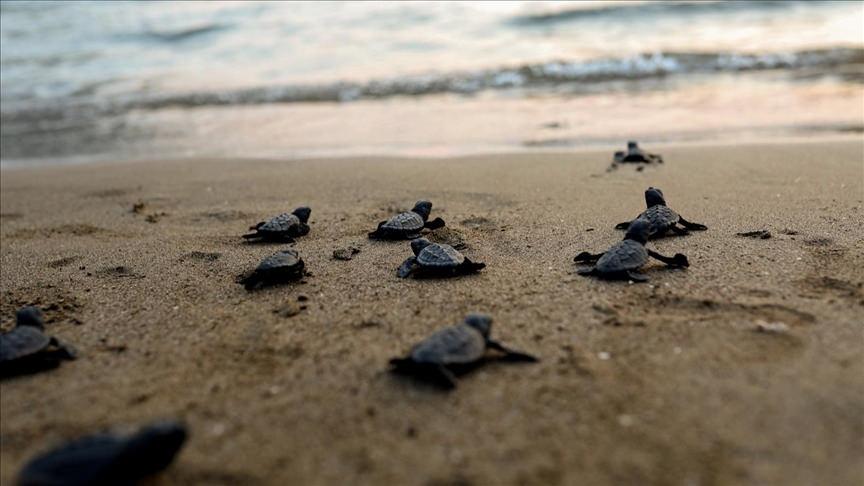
[1,140,863,485]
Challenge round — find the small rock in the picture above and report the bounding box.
[333,246,361,261]
[737,230,771,239]
[131,201,146,214]
[617,414,635,427]
[353,320,381,329]
[274,302,303,318]
[145,212,168,223]
[297,294,309,302]
[597,351,611,360]
[754,321,790,334]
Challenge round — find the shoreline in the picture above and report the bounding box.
[2,132,862,171]
[1,140,863,485]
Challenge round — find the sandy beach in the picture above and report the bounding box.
[1,140,862,485]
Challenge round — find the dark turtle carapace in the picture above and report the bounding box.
[0,306,76,378]
[368,200,446,240]
[613,141,663,164]
[18,420,187,486]
[614,187,707,238]
[574,219,689,282]
[239,248,305,290]
[397,238,485,278]
[243,206,311,242]
[389,314,537,389]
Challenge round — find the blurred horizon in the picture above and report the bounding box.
[1,0,862,165]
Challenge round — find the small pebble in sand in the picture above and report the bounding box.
[333,246,361,261]
[274,302,303,318]
[209,422,227,437]
[737,229,772,239]
[597,351,611,360]
[754,321,790,334]
[617,414,635,427]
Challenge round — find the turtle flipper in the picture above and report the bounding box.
[486,340,538,362]
[670,224,690,236]
[574,251,604,263]
[614,221,631,230]
[241,232,260,240]
[577,266,597,276]
[428,364,458,389]
[294,223,311,237]
[397,257,419,278]
[240,272,263,290]
[368,221,388,239]
[647,249,689,267]
[458,258,485,275]
[48,337,77,360]
[424,217,445,230]
[678,216,707,231]
[389,359,457,390]
[613,151,625,163]
[626,271,649,282]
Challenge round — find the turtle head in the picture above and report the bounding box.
[464,314,492,338]
[624,218,650,244]
[411,200,432,221]
[645,187,665,207]
[16,306,45,329]
[627,140,639,151]
[292,206,312,223]
[120,420,188,476]
[410,238,432,256]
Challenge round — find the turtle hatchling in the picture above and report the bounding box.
[368,200,445,240]
[613,140,663,164]
[397,238,485,278]
[389,314,537,389]
[243,206,311,242]
[1,306,76,378]
[239,248,305,290]
[574,219,689,282]
[17,420,187,486]
[614,187,707,238]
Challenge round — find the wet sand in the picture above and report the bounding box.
[1,140,862,485]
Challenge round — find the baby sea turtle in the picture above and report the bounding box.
[397,238,485,278]
[574,219,689,282]
[1,306,76,378]
[389,314,537,389]
[243,206,311,242]
[239,248,305,290]
[614,187,707,238]
[368,200,445,240]
[613,141,663,164]
[18,420,187,486]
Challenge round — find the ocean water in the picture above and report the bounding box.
[1,0,862,165]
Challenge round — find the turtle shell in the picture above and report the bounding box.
[409,323,486,365]
[417,243,464,268]
[382,211,424,233]
[258,213,300,235]
[595,239,648,274]
[0,326,51,362]
[18,421,187,486]
[18,434,126,486]
[639,205,679,236]
[256,249,303,273]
